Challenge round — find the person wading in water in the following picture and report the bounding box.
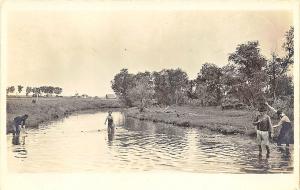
[265,102,293,147]
[12,114,28,137]
[104,111,115,134]
[253,107,273,157]
[12,114,29,145]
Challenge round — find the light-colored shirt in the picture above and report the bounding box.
[267,104,291,127]
[276,115,291,126]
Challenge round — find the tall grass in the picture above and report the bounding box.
[6,97,122,133]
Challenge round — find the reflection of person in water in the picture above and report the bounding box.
[12,133,26,145]
[12,135,20,145]
[104,111,115,133]
[107,127,115,144]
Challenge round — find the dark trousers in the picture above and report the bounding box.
[12,124,21,136]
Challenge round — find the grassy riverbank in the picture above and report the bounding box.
[7,97,282,137]
[6,97,122,133]
[125,106,259,136]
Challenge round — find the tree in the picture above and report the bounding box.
[194,82,208,106]
[266,52,282,99]
[17,85,23,95]
[54,87,63,96]
[281,26,294,72]
[32,87,41,100]
[47,86,55,96]
[153,70,170,105]
[133,71,153,85]
[228,41,267,78]
[111,69,135,106]
[128,71,154,109]
[6,86,15,95]
[196,63,223,106]
[128,82,154,110]
[275,75,293,97]
[26,87,32,96]
[220,64,238,96]
[39,86,47,96]
[167,69,189,104]
[186,79,198,102]
[228,41,268,106]
[38,86,58,97]
[153,69,188,105]
[266,27,294,100]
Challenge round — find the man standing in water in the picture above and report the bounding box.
[265,102,293,147]
[104,111,114,134]
[253,107,272,157]
[12,114,28,137]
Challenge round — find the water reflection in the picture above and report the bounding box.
[7,111,294,173]
[11,135,27,159]
[107,127,115,146]
[12,135,20,145]
[256,156,271,173]
[278,147,291,160]
[12,135,26,146]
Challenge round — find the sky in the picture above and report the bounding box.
[5,8,293,96]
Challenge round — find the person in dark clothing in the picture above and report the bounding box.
[104,111,114,134]
[12,114,28,137]
[265,102,293,146]
[12,135,20,145]
[253,107,272,157]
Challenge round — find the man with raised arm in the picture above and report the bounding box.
[265,102,293,147]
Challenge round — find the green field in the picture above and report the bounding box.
[6,97,122,133]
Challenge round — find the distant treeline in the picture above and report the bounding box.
[6,85,63,97]
[111,27,294,112]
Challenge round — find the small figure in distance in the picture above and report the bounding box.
[104,111,115,134]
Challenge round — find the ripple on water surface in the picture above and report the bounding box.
[7,112,294,173]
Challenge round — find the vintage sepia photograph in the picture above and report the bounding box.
[1,1,299,190]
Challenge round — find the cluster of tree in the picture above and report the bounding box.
[6,85,24,95]
[6,85,63,97]
[112,70,153,107]
[73,93,89,98]
[111,27,294,109]
[6,86,16,94]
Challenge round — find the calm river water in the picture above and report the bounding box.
[7,111,293,173]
